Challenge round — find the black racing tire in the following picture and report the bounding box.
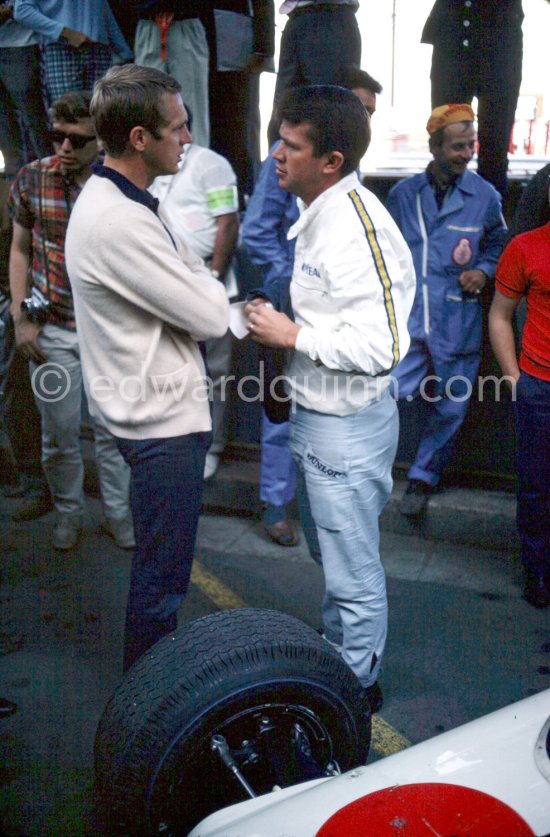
[94,608,371,836]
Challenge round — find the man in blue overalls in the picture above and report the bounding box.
[387,104,507,516]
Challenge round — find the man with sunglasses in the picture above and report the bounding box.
[7,90,134,551]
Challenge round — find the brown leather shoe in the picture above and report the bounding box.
[400,479,433,517]
[265,517,298,547]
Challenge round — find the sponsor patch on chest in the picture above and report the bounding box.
[301,262,321,278]
[452,237,473,266]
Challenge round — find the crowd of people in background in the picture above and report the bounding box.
[0,0,549,724]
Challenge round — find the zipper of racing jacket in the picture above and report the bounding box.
[416,191,430,335]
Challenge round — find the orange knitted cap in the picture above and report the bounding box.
[426,103,475,136]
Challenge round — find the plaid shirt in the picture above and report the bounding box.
[7,155,83,330]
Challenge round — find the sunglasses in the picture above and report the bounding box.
[50,129,97,149]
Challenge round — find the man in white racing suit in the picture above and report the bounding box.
[245,85,415,710]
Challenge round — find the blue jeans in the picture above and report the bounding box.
[289,391,398,688]
[116,431,211,671]
[0,45,50,177]
[515,372,550,580]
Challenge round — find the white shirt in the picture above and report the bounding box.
[149,144,239,297]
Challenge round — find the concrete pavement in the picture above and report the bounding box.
[200,446,518,551]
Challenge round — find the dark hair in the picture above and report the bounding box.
[342,68,383,96]
[50,90,93,124]
[91,64,181,157]
[277,85,371,177]
[429,120,473,150]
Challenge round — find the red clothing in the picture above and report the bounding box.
[495,221,550,381]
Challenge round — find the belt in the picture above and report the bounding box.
[289,4,356,17]
[142,10,201,21]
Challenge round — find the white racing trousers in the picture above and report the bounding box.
[290,389,397,688]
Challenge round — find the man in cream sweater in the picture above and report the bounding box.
[66,64,229,671]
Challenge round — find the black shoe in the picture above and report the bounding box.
[365,681,384,714]
[11,487,53,522]
[2,476,26,498]
[0,697,17,718]
[523,570,549,609]
[400,479,433,517]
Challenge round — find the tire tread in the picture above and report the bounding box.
[94,609,370,835]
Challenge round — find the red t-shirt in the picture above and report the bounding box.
[495,221,550,381]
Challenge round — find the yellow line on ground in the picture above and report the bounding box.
[191,562,412,758]
[371,715,411,757]
[191,562,248,610]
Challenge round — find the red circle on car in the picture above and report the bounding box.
[315,782,535,836]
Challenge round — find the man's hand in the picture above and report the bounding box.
[244,298,301,348]
[459,268,487,295]
[61,27,91,49]
[14,318,47,364]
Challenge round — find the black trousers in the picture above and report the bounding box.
[209,67,258,207]
[430,28,522,199]
[1,314,43,479]
[268,6,361,145]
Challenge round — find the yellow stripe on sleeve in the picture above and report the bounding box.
[348,190,401,369]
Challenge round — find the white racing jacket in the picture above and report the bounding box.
[287,172,416,415]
